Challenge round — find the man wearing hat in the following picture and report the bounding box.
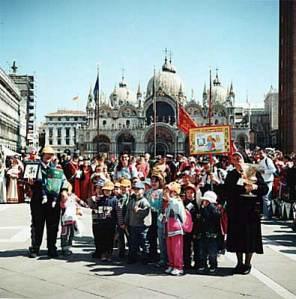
[124,181,151,264]
[28,146,69,258]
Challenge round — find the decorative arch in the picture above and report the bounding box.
[116,131,136,155]
[236,133,248,149]
[93,134,111,154]
[145,101,175,126]
[144,125,175,156]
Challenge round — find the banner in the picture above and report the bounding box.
[189,125,231,155]
[178,104,198,134]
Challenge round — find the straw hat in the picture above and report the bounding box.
[41,146,55,154]
[167,182,181,195]
[102,181,114,191]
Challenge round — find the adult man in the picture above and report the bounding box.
[258,149,277,219]
[28,146,69,258]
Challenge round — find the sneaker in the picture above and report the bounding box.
[62,250,72,257]
[196,265,206,271]
[165,267,173,274]
[209,265,217,273]
[28,247,39,258]
[101,254,107,262]
[171,268,184,276]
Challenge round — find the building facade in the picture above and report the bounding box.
[0,67,23,151]
[9,62,36,147]
[79,56,251,157]
[40,110,87,154]
[279,0,296,153]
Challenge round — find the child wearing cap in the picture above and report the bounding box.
[145,173,164,263]
[116,179,131,258]
[87,181,118,261]
[182,184,199,270]
[124,181,151,264]
[165,182,186,276]
[196,190,221,273]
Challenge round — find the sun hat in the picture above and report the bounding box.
[200,191,217,204]
[102,181,114,191]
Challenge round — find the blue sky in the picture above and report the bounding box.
[0,0,279,123]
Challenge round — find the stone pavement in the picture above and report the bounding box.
[0,204,295,299]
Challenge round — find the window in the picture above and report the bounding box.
[65,128,70,137]
[57,128,62,137]
[49,128,53,137]
[58,117,61,121]
[58,139,61,145]
[103,120,107,126]
[66,139,70,145]
[49,139,53,145]
[74,117,78,121]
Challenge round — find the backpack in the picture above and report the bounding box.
[182,209,193,233]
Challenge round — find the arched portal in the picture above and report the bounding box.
[145,126,175,156]
[146,102,175,125]
[237,133,248,149]
[93,135,111,154]
[117,132,135,155]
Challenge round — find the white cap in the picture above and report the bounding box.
[200,191,217,204]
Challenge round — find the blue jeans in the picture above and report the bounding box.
[263,182,273,219]
[128,226,149,261]
[198,237,218,268]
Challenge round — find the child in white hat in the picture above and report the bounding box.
[197,191,221,273]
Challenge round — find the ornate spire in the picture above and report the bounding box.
[87,86,94,110]
[229,81,235,96]
[137,82,142,98]
[119,68,127,87]
[203,83,207,95]
[11,61,18,73]
[178,84,184,98]
[213,68,221,86]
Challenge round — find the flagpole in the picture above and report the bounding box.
[153,68,157,158]
[208,69,212,126]
[96,65,100,154]
[208,68,213,168]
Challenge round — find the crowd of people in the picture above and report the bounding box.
[1,145,296,276]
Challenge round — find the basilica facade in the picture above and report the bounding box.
[78,56,250,157]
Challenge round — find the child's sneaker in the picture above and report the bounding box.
[165,266,173,274]
[209,265,217,273]
[62,249,72,257]
[171,268,184,276]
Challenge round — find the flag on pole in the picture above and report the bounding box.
[72,96,79,101]
[177,104,198,134]
[93,72,99,103]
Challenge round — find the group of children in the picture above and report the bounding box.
[60,172,225,276]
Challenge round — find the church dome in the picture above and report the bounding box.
[211,85,228,103]
[110,77,137,107]
[146,58,184,98]
[206,71,228,104]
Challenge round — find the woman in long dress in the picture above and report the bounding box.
[6,157,22,204]
[224,152,268,274]
[0,161,7,203]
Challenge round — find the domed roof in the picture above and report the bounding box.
[110,77,137,107]
[146,58,184,98]
[204,72,228,104]
[211,85,228,103]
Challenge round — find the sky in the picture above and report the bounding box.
[0,0,279,123]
